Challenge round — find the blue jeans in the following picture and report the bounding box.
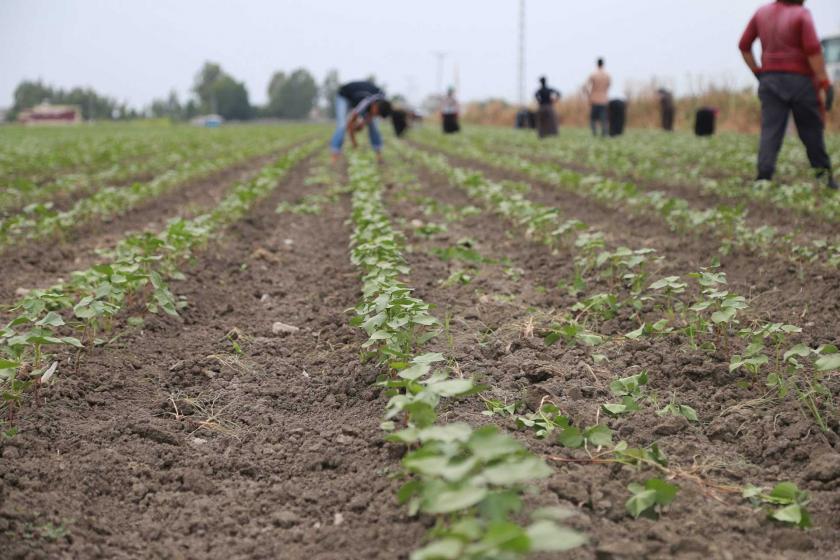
[329,95,382,153]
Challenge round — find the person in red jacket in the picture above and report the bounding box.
[739,0,837,189]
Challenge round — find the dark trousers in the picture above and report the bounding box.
[661,107,674,131]
[590,104,607,137]
[757,72,831,180]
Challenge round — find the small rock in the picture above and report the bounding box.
[804,452,840,483]
[272,322,300,335]
[169,361,186,372]
[14,287,30,297]
[652,415,688,436]
[191,437,207,446]
[271,510,300,529]
[284,238,294,246]
[333,512,344,526]
[260,294,271,302]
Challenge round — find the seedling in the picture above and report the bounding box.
[743,482,812,529]
[626,478,679,519]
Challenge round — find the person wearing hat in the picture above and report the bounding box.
[535,76,561,138]
[739,0,836,189]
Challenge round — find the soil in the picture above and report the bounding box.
[380,156,840,559]
[0,155,425,559]
[2,133,839,560]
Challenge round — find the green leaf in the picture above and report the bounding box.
[815,353,840,372]
[526,521,586,552]
[771,504,811,528]
[422,483,487,514]
[36,311,64,327]
[557,427,583,448]
[626,489,657,518]
[468,427,523,461]
[410,538,463,560]
[481,456,552,485]
[586,425,614,447]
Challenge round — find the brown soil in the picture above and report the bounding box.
[0,155,426,559]
[0,151,287,304]
[382,157,840,559]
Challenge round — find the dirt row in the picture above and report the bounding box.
[0,155,424,559]
[408,141,840,347]
[0,149,292,304]
[382,155,840,558]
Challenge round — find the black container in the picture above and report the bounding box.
[442,113,460,134]
[392,110,408,137]
[695,108,716,136]
[515,109,536,129]
[608,99,626,136]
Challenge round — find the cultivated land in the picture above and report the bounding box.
[1,123,839,559]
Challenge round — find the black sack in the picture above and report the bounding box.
[608,99,626,136]
[695,108,716,136]
[392,110,408,137]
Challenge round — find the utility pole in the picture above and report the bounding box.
[432,51,448,95]
[518,0,526,107]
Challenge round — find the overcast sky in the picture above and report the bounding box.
[2,0,840,110]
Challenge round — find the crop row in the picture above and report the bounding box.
[386,142,831,531]
[0,132,248,213]
[397,140,837,448]
[414,132,840,269]
[345,151,586,559]
[459,127,840,224]
[0,128,316,248]
[0,140,321,433]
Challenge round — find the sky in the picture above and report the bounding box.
[1,0,840,110]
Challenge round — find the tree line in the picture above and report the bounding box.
[6,61,345,122]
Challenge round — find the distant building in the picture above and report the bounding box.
[18,103,81,125]
[190,114,223,128]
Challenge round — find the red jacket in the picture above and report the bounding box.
[739,2,822,76]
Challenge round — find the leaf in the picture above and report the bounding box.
[602,403,629,415]
[626,489,657,518]
[427,378,476,397]
[585,425,614,447]
[526,521,586,552]
[783,343,811,362]
[815,353,840,372]
[481,456,552,485]
[625,324,645,340]
[422,483,487,514]
[646,478,678,506]
[409,538,463,560]
[557,427,583,448]
[36,311,64,327]
[771,504,811,528]
[468,427,523,461]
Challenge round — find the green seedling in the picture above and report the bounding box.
[626,478,679,519]
[557,424,613,449]
[543,319,603,348]
[743,482,812,529]
[656,393,699,422]
[603,371,648,416]
[516,403,569,438]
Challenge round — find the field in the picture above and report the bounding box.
[1,122,839,559]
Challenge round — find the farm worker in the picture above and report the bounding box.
[330,80,392,163]
[535,76,561,138]
[586,58,611,137]
[658,88,675,132]
[441,87,461,134]
[739,0,837,189]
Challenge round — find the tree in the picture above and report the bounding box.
[193,62,224,113]
[7,80,124,121]
[266,68,317,119]
[191,61,252,120]
[213,76,251,120]
[149,90,184,120]
[321,69,340,118]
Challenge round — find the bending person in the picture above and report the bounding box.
[739,0,836,189]
[535,76,561,138]
[330,80,392,163]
